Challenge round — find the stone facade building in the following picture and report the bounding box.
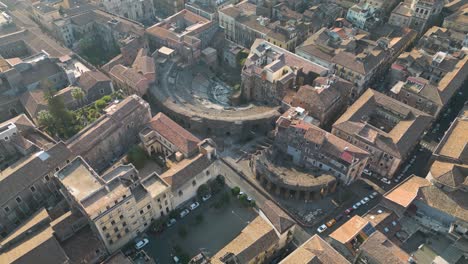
[219,1,304,51]
[146,10,217,64]
[389,0,444,33]
[66,95,151,173]
[139,112,200,159]
[109,49,156,97]
[389,29,468,118]
[241,39,327,104]
[274,113,369,186]
[56,157,171,253]
[0,141,74,237]
[77,70,114,102]
[289,76,355,128]
[89,0,154,23]
[332,89,432,178]
[296,25,417,92]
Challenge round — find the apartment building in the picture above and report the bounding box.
[389,0,444,33]
[0,141,73,237]
[332,89,432,178]
[146,10,217,64]
[383,175,468,260]
[289,76,355,128]
[443,5,468,33]
[56,157,171,253]
[241,39,327,104]
[219,1,303,51]
[275,111,369,185]
[296,25,417,91]
[389,38,468,117]
[346,3,380,31]
[153,0,185,17]
[89,0,154,23]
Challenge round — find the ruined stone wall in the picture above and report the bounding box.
[147,92,280,142]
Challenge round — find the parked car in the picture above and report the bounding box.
[372,191,378,196]
[166,218,177,227]
[247,196,253,202]
[202,194,211,202]
[368,193,375,199]
[135,238,149,250]
[317,224,327,233]
[352,202,361,210]
[363,169,372,176]
[363,197,370,202]
[381,178,391,184]
[345,208,353,215]
[360,199,367,204]
[326,219,337,228]
[180,209,190,218]
[335,214,344,221]
[189,202,200,211]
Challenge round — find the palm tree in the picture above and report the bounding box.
[71,87,85,107]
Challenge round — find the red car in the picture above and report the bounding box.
[344,208,354,215]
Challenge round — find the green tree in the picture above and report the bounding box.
[197,184,210,198]
[127,145,147,169]
[101,95,112,103]
[71,87,85,106]
[37,110,55,134]
[44,89,75,138]
[95,99,107,109]
[231,186,240,196]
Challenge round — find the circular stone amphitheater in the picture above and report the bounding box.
[251,150,338,201]
[148,63,280,141]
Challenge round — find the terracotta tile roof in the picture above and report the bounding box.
[0,142,73,205]
[417,185,468,222]
[20,89,48,118]
[260,200,295,234]
[279,235,350,264]
[333,89,432,158]
[147,113,200,156]
[358,231,410,264]
[132,49,155,77]
[159,153,212,190]
[0,209,69,264]
[435,118,468,163]
[330,215,371,244]
[384,175,430,208]
[211,216,279,264]
[429,161,468,189]
[77,70,110,92]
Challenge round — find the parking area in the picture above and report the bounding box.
[143,190,258,264]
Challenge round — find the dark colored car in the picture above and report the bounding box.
[335,214,344,221]
[344,208,353,215]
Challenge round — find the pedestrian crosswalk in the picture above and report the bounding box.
[420,141,437,152]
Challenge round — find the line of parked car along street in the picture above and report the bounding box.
[316,191,379,234]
